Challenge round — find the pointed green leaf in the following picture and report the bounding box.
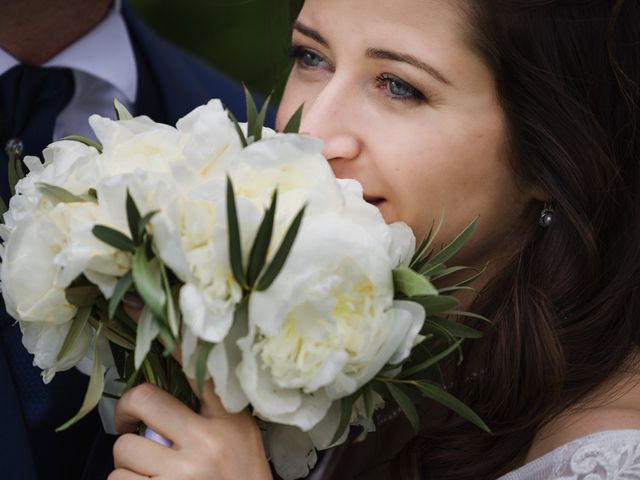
[253,94,272,141]
[226,177,247,288]
[108,271,133,319]
[132,247,166,319]
[227,109,248,148]
[65,285,100,307]
[393,268,438,297]
[429,218,479,267]
[57,307,91,361]
[256,205,306,291]
[61,135,103,153]
[98,323,135,350]
[138,210,159,242]
[448,310,491,323]
[8,151,24,196]
[160,264,180,337]
[93,225,137,253]
[114,99,134,121]
[283,104,304,134]
[399,339,463,379]
[56,325,105,431]
[427,318,482,339]
[331,393,357,445]
[363,384,376,422]
[134,306,160,369]
[386,382,420,433]
[416,381,490,432]
[36,182,88,205]
[410,214,444,267]
[195,341,215,395]
[247,190,277,287]
[412,295,459,316]
[244,85,259,141]
[126,190,142,244]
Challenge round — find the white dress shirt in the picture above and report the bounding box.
[0,0,137,141]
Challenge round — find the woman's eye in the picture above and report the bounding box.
[286,45,330,69]
[376,74,426,102]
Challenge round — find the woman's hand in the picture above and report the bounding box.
[108,382,272,480]
[108,298,272,480]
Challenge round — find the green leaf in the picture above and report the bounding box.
[108,271,133,320]
[416,381,490,432]
[256,205,306,291]
[56,325,105,431]
[36,182,88,205]
[426,318,482,339]
[282,104,304,134]
[114,99,134,121]
[386,382,420,433]
[98,323,136,350]
[195,341,215,395]
[363,384,376,422]
[57,307,91,361]
[429,266,473,281]
[8,150,24,196]
[93,225,137,253]
[227,109,248,148]
[253,94,272,141]
[160,264,180,337]
[331,393,357,445]
[412,295,459,316]
[244,85,259,141]
[65,285,100,307]
[399,339,463,379]
[247,190,277,287]
[61,135,103,153]
[448,310,491,323]
[410,214,444,268]
[138,210,159,242]
[428,218,479,267]
[0,195,8,217]
[126,190,142,244]
[134,306,160,369]
[393,268,438,297]
[226,177,247,288]
[132,247,166,319]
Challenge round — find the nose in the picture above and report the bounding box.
[298,79,362,163]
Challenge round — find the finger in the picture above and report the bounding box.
[186,376,247,420]
[107,469,150,480]
[115,383,198,445]
[113,433,176,476]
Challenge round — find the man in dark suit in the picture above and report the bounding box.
[0,1,256,479]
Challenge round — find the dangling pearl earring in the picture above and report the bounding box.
[539,203,554,227]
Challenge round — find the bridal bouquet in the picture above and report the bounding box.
[0,95,487,479]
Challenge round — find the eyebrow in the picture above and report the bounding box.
[293,21,453,87]
[366,48,452,86]
[293,21,329,47]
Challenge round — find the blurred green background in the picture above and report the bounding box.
[128,0,294,102]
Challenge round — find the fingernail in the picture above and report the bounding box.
[122,292,144,309]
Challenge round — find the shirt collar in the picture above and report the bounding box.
[0,0,137,103]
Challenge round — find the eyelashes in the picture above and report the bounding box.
[285,43,429,104]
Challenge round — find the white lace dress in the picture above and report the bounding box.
[498,429,640,479]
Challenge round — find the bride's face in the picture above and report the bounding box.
[277,0,541,267]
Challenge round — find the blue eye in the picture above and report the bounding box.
[376,74,426,102]
[285,45,330,69]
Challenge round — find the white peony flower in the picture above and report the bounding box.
[210,199,422,432]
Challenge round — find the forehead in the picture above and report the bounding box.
[296,0,483,83]
[297,0,470,50]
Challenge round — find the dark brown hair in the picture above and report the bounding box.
[288,1,640,478]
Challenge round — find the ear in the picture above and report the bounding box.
[529,182,551,203]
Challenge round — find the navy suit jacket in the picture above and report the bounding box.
[0,5,271,480]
